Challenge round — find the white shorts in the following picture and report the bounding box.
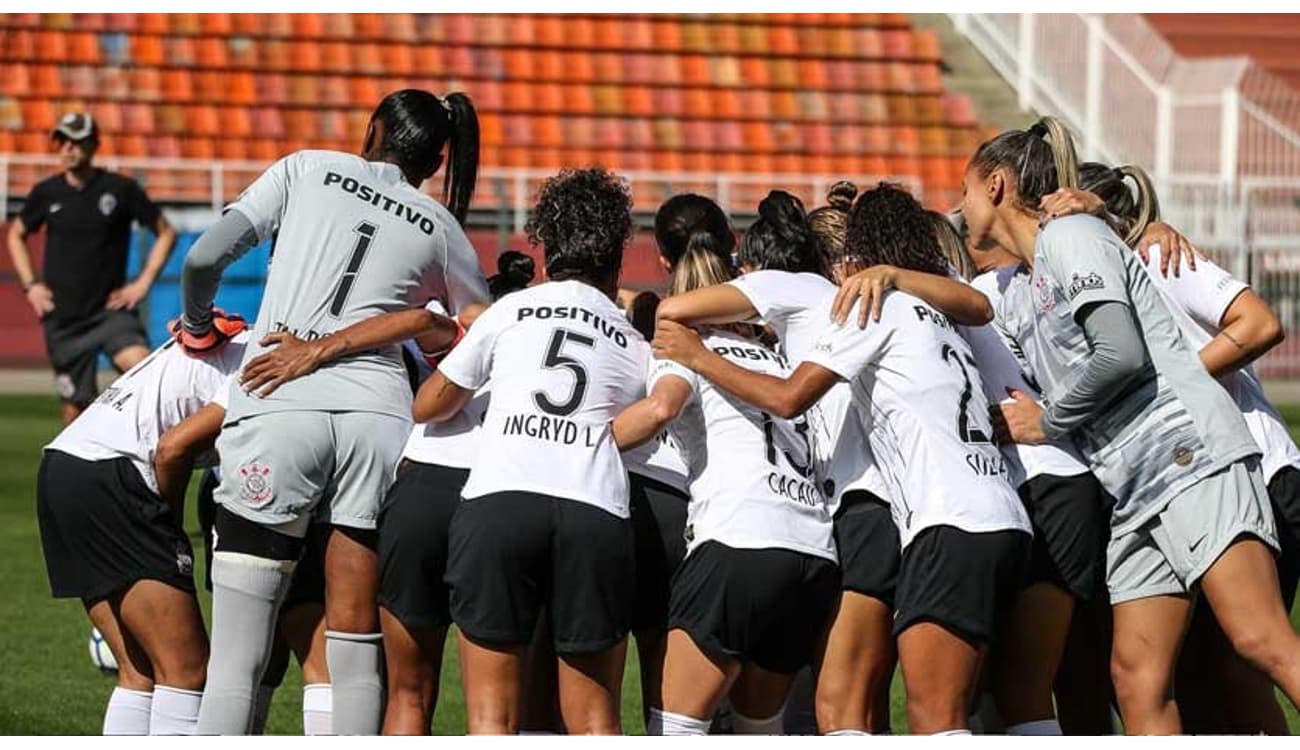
[214,410,410,537]
[1107,457,1279,604]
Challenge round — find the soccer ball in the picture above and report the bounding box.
[88,628,119,672]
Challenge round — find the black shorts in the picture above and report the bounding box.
[894,525,1031,644]
[1019,472,1108,601]
[43,310,148,404]
[628,472,689,633]
[1267,466,1300,610]
[198,467,326,608]
[834,491,900,605]
[377,460,468,630]
[445,491,635,654]
[669,540,839,674]
[37,450,195,601]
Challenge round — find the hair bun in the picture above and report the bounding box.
[757,190,810,246]
[827,181,858,210]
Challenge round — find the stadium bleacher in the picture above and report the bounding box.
[0,13,984,208]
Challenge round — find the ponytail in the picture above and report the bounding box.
[440,92,480,226]
[1078,161,1162,247]
[366,89,480,226]
[808,180,858,271]
[669,231,735,297]
[970,115,1079,210]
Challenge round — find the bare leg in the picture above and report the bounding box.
[378,608,444,735]
[115,580,208,690]
[556,639,627,735]
[659,628,739,723]
[86,598,153,691]
[458,631,524,735]
[634,627,668,727]
[897,622,983,734]
[1200,537,1300,711]
[1110,594,1193,735]
[992,582,1074,726]
[1054,596,1116,734]
[814,592,895,733]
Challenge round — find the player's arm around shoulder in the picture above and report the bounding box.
[412,296,508,424]
[154,403,226,518]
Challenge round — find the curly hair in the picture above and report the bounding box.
[526,167,633,284]
[737,190,831,279]
[844,183,947,276]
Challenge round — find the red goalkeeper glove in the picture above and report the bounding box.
[169,308,247,354]
[420,316,467,369]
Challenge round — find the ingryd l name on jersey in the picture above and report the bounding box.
[502,412,601,447]
[516,306,629,348]
[323,172,437,236]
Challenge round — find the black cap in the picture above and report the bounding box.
[51,112,98,143]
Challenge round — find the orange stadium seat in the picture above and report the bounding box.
[161,69,194,102]
[123,102,155,134]
[166,36,196,67]
[35,31,70,62]
[171,14,202,36]
[197,36,229,68]
[94,101,124,132]
[0,100,21,132]
[20,99,54,131]
[3,64,31,96]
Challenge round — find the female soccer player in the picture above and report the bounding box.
[413,167,647,735]
[1060,162,1299,734]
[37,330,248,735]
[183,88,488,735]
[612,228,839,736]
[656,186,1031,734]
[937,211,1109,735]
[968,117,1300,733]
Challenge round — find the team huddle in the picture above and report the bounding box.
[33,89,1300,736]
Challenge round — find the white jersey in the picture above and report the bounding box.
[623,431,691,493]
[805,291,1031,549]
[46,334,249,494]
[651,331,835,562]
[1140,245,1300,482]
[964,268,1089,487]
[399,299,488,471]
[727,270,890,509]
[438,281,649,518]
[223,149,489,424]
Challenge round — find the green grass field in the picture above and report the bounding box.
[1,393,1298,734]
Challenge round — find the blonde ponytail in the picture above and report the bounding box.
[929,210,974,280]
[1115,165,1161,246]
[1033,116,1079,191]
[669,232,734,297]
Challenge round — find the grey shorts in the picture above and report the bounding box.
[1107,458,1279,604]
[214,410,410,537]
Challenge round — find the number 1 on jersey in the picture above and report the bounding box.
[329,221,378,318]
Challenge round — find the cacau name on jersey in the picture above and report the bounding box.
[438,281,649,518]
[652,330,835,562]
[726,269,892,510]
[222,149,489,423]
[805,291,1030,548]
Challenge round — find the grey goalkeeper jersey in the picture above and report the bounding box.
[216,149,489,422]
[999,215,1258,535]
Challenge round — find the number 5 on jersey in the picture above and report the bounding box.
[533,329,596,417]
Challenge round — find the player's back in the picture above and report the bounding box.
[664,329,833,561]
[815,291,1028,547]
[47,334,247,491]
[454,280,649,518]
[225,149,487,422]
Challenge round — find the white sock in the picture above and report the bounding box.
[326,632,383,734]
[302,683,333,735]
[149,685,202,735]
[933,729,972,735]
[732,708,785,735]
[103,687,153,735]
[250,684,276,735]
[647,707,711,736]
[197,552,296,735]
[826,729,871,736]
[1007,719,1062,735]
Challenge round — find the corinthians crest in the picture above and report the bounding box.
[239,461,273,506]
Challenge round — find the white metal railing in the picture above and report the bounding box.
[952,12,1300,377]
[0,153,923,233]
